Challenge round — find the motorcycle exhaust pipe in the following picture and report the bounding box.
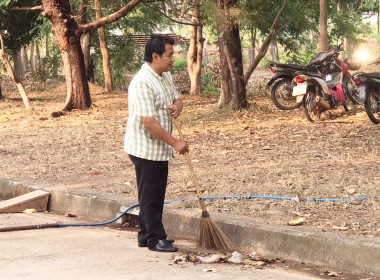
[315,96,330,110]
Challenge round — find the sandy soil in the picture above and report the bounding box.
[0,68,380,239]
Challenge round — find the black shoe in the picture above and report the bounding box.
[148,239,178,252]
[138,239,174,248]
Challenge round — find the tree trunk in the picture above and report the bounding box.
[79,0,91,73]
[337,3,346,59]
[81,33,91,73]
[249,28,256,65]
[319,0,328,52]
[46,34,50,58]
[21,47,29,72]
[216,0,247,110]
[187,0,203,95]
[35,43,41,72]
[0,34,32,109]
[95,0,113,92]
[42,0,91,111]
[202,39,208,65]
[35,0,140,112]
[269,39,279,62]
[30,42,35,75]
[13,50,25,81]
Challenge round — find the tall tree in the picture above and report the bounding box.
[215,0,247,110]
[319,0,328,51]
[187,0,204,95]
[95,0,113,92]
[11,0,141,113]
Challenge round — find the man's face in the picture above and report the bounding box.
[155,44,175,72]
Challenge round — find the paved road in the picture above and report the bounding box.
[0,212,322,280]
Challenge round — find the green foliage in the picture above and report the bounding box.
[238,0,377,57]
[0,0,12,6]
[201,71,220,96]
[89,1,171,90]
[279,42,316,65]
[360,0,379,12]
[241,0,319,52]
[0,0,42,52]
[36,44,62,81]
[258,55,271,68]
[92,32,141,90]
[328,2,373,43]
[173,57,187,72]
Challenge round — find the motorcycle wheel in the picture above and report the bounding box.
[302,91,322,123]
[346,78,360,105]
[364,90,380,124]
[270,78,301,110]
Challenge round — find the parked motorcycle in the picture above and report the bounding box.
[291,45,361,122]
[266,62,318,110]
[352,57,380,124]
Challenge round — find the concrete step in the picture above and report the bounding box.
[0,190,50,213]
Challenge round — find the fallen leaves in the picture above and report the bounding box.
[172,251,272,270]
[1,72,380,240]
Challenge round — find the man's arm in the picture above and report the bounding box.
[140,116,188,154]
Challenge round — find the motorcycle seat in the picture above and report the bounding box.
[271,62,317,72]
[366,73,380,79]
[294,70,323,78]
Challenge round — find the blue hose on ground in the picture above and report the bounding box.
[58,194,372,227]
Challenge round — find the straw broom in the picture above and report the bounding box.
[174,117,232,252]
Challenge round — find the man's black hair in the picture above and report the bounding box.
[144,35,175,63]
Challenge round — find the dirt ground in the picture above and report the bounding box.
[0,68,380,240]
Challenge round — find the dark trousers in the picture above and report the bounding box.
[129,155,168,247]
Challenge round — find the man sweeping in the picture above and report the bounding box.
[124,35,189,252]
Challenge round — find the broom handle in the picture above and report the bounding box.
[173,118,208,213]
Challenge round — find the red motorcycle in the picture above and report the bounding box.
[292,45,361,122]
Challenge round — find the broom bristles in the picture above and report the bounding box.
[197,211,232,252]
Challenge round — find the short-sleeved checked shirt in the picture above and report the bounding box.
[124,63,180,161]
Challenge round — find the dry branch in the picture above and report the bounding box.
[11,5,43,11]
[79,0,143,34]
[157,8,201,26]
[243,0,288,85]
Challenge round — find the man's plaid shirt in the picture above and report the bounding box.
[124,63,180,161]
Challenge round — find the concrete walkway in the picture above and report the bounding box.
[0,212,325,280]
[0,179,379,278]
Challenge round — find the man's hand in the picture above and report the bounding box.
[173,139,189,155]
[168,104,180,118]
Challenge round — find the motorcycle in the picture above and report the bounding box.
[352,57,380,124]
[266,62,318,110]
[291,45,361,122]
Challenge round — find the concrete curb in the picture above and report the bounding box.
[1,178,379,277]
